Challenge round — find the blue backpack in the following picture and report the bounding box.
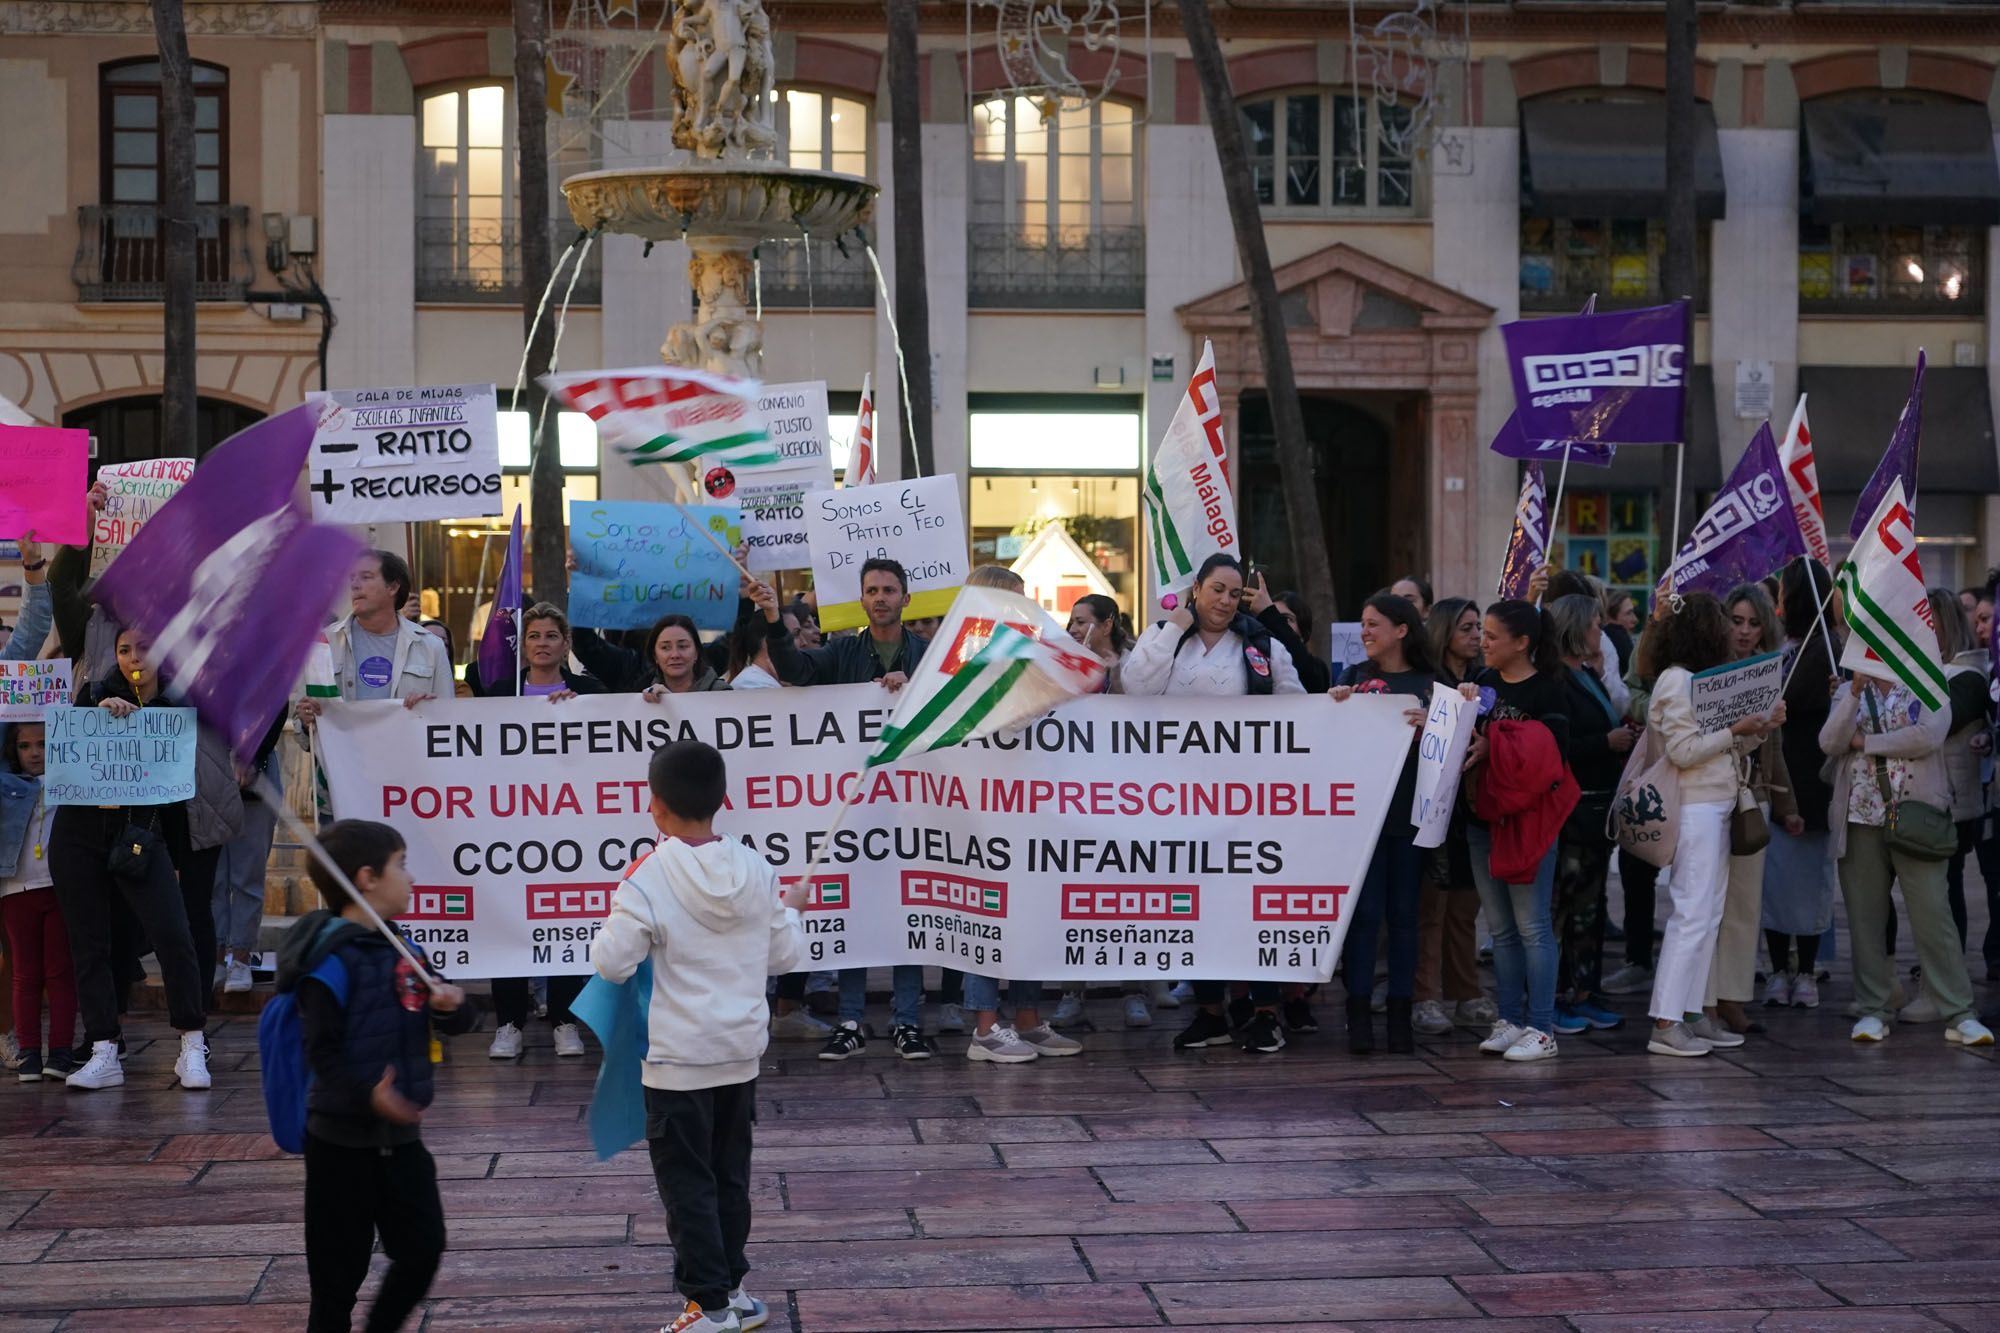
[258,949,350,1153]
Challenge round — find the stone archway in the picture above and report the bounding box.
[1178,243,1492,601]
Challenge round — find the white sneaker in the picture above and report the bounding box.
[1761,972,1794,1007]
[663,1299,741,1333]
[488,1022,525,1059]
[224,959,255,994]
[1151,980,1181,1009]
[1051,991,1086,1028]
[771,1007,832,1041]
[1412,999,1455,1036]
[1647,1021,1713,1058]
[67,1040,124,1090]
[1167,981,1195,1007]
[553,1022,586,1057]
[936,1002,966,1033]
[1850,1015,1890,1043]
[967,1025,1039,1064]
[1455,996,1499,1026]
[1502,1028,1558,1062]
[1600,963,1654,996]
[1946,1017,1995,1046]
[1791,974,1821,1009]
[0,1031,21,1070]
[1478,1020,1528,1054]
[1690,1015,1745,1050]
[728,1288,769,1330]
[1123,993,1153,1028]
[175,1031,212,1091]
[1898,992,1943,1024]
[1017,1022,1083,1057]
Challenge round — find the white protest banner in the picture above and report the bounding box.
[1327,623,1367,673]
[1689,648,1785,733]
[0,659,73,721]
[91,458,194,577]
[315,690,1410,980]
[805,475,967,631]
[43,704,197,806]
[700,381,835,571]
[306,383,502,523]
[1410,684,1474,849]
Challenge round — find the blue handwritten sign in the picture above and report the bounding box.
[568,501,743,631]
[43,705,198,806]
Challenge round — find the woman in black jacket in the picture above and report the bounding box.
[1249,575,1330,694]
[572,614,731,695]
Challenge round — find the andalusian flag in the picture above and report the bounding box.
[540,367,780,468]
[867,585,1105,768]
[305,631,339,699]
[1837,478,1949,712]
[1144,341,1236,597]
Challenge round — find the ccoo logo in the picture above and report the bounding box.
[1061,885,1199,921]
[403,886,475,921]
[902,870,1007,918]
[1252,885,1351,922]
[525,882,615,920]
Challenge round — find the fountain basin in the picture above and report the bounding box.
[560,163,877,244]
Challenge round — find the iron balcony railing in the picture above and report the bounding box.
[72,203,254,302]
[756,234,876,309]
[968,223,1145,310]
[416,214,603,304]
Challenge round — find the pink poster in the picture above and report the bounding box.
[0,425,89,544]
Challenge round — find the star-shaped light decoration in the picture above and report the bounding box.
[545,56,575,114]
[605,0,637,17]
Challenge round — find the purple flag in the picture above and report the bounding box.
[1497,463,1549,600]
[92,404,363,763]
[1487,412,1617,468]
[1660,423,1806,598]
[478,505,523,690]
[1850,351,1926,541]
[1502,301,1691,447]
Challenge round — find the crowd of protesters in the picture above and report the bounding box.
[7,501,2000,1091]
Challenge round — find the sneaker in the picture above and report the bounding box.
[1152,980,1182,1009]
[67,1040,124,1090]
[728,1288,769,1331]
[1762,972,1794,1007]
[224,959,255,994]
[1946,1017,1995,1046]
[487,1022,524,1060]
[771,1007,832,1041]
[1412,1000,1455,1036]
[936,1002,966,1033]
[1552,1006,1590,1036]
[1601,963,1654,995]
[0,1031,20,1070]
[1850,1015,1889,1042]
[1226,994,1255,1031]
[15,1051,42,1082]
[967,1025,1038,1064]
[1166,981,1195,1007]
[1280,997,1318,1034]
[42,1049,78,1080]
[1478,1021,1528,1054]
[175,1030,212,1090]
[1899,993,1943,1024]
[552,1023,586,1057]
[1647,1021,1713,1057]
[1051,991,1086,1028]
[1017,1022,1082,1057]
[664,1300,742,1333]
[1173,1008,1235,1051]
[1572,999,1625,1031]
[892,1024,931,1060]
[1123,994,1153,1028]
[1791,975,1821,1009]
[1502,1028,1558,1062]
[1455,996,1499,1026]
[818,1021,865,1061]
[1690,1015,1745,1049]
[1239,1010,1287,1054]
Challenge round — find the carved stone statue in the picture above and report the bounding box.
[661,241,763,378]
[669,0,776,160]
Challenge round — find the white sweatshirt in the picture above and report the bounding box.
[590,835,806,1091]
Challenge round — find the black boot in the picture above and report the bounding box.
[1386,997,1415,1054]
[1346,997,1374,1055]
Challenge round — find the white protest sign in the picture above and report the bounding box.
[1689,648,1785,733]
[0,658,72,721]
[306,383,502,523]
[701,381,835,571]
[91,459,195,578]
[1410,683,1474,849]
[805,475,967,631]
[316,690,1410,980]
[1327,623,1367,672]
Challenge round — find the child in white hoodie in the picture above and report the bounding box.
[591,740,808,1333]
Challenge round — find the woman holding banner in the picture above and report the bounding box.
[1762,561,1839,1008]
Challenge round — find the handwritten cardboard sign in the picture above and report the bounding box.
[307,383,502,523]
[43,704,198,806]
[700,381,835,572]
[1690,649,1785,734]
[91,458,195,577]
[0,659,73,722]
[0,426,88,544]
[567,500,743,632]
[804,475,967,632]
[1411,683,1475,849]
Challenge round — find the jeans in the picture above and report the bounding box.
[1467,824,1558,1036]
[1343,834,1422,1001]
[49,806,207,1039]
[213,778,281,960]
[645,1080,756,1314]
[962,975,1040,1013]
[838,965,922,1028]
[304,1135,446,1333]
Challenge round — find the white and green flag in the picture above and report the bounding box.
[1837,478,1949,712]
[867,585,1106,769]
[305,631,339,699]
[540,367,781,468]
[1143,340,1237,597]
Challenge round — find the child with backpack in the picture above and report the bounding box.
[591,740,808,1333]
[269,820,472,1333]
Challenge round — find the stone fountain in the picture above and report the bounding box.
[559,0,878,380]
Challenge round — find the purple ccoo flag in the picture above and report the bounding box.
[92,404,363,764]
[1850,350,1926,541]
[1497,463,1549,601]
[478,504,523,691]
[1487,412,1617,468]
[1660,422,1806,599]
[1502,301,1691,447]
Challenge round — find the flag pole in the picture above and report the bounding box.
[1777,573,1843,701]
[795,777,866,903]
[1669,440,1686,561]
[668,500,758,582]
[1538,443,1575,608]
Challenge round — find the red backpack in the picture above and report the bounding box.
[1473,718,1580,883]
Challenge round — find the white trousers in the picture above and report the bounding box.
[1651,799,1732,1023]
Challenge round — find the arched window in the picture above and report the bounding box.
[1238,89,1413,214]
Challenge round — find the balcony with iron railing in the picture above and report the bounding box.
[756,234,876,309]
[967,224,1145,311]
[72,203,254,302]
[416,215,603,304]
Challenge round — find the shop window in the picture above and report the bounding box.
[1546,489,1662,618]
[1798,223,1984,315]
[1519,217,1710,312]
[1239,89,1415,215]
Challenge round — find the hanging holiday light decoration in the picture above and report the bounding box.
[970,0,1147,116]
[1348,0,1469,160]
